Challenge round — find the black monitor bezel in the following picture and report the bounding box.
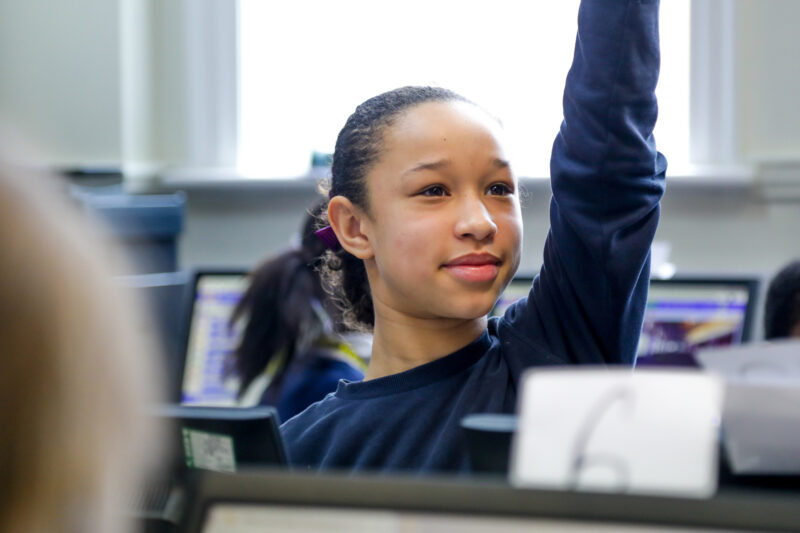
[152,404,288,474]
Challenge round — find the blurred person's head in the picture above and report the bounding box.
[0,157,161,533]
[764,259,800,340]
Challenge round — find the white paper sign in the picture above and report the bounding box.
[510,368,723,498]
[696,339,800,382]
[697,340,800,474]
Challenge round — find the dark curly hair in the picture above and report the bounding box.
[318,86,472,331]
[764,259,800,340]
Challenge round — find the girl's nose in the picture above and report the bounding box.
[453,195,497,242]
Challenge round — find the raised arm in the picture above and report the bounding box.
[502,0,666,366]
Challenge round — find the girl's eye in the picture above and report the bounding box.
[487,183,513,196]
[420,185,448,197]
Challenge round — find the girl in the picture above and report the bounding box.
[226,201,366,421]
[282,0,666,473]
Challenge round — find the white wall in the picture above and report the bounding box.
[738,0,800,160]
[0,0,121,167]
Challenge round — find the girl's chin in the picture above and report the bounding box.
[443,302,496,321]
[408,298,494,322]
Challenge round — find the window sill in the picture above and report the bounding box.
[149,163,800,203]
[155,167,323,193]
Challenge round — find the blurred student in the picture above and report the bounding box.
[226,202,366,422]
[764,259,800,340]
[0,157,161,533]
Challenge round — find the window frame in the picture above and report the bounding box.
[159,0,754,189]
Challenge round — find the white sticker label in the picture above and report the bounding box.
[182,428,237,473]
[510,369,723,498]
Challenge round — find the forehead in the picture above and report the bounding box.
[377,100,509,167]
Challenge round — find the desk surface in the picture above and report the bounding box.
[180,470,800,532]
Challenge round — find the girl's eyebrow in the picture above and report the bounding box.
[490,158,511,170]
[403,157,509,176]
[404,159,452,175]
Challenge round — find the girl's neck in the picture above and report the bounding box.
[364,314,488,381]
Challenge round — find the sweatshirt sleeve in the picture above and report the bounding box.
[500,0,667,367]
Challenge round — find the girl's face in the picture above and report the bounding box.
[361,100,523,323]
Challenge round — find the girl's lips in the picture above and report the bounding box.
[442,253,501,283]
[443,263,499,283]
[445,252,501,266]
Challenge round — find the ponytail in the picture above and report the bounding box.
[228,201,334,398]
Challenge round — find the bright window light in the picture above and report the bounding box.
[239,0,689,179]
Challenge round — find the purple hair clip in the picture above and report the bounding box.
[315,225,341,251]
[315,189,341,251]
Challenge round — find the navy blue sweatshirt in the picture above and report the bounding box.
[282,0,667,473]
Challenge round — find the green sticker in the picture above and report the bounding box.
[181,427,237,473]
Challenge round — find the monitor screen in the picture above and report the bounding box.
[491,275,758,365]
[637,279,757,362]
[181,273,248,406]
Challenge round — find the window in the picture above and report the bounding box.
[238,0,690,179]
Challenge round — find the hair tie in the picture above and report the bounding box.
[315,225,341,251]
[315,190,341,250]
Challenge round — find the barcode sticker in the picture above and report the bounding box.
[182,428,237,473]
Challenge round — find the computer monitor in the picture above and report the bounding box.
[152,404,288,473]
[133,405,288,532]
[492,275,759,366]
[637,277,759,365]
[177,469,800,533]
[116,271,189,387]
[179,270,249,406]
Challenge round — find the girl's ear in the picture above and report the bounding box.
[328,196,374,260]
